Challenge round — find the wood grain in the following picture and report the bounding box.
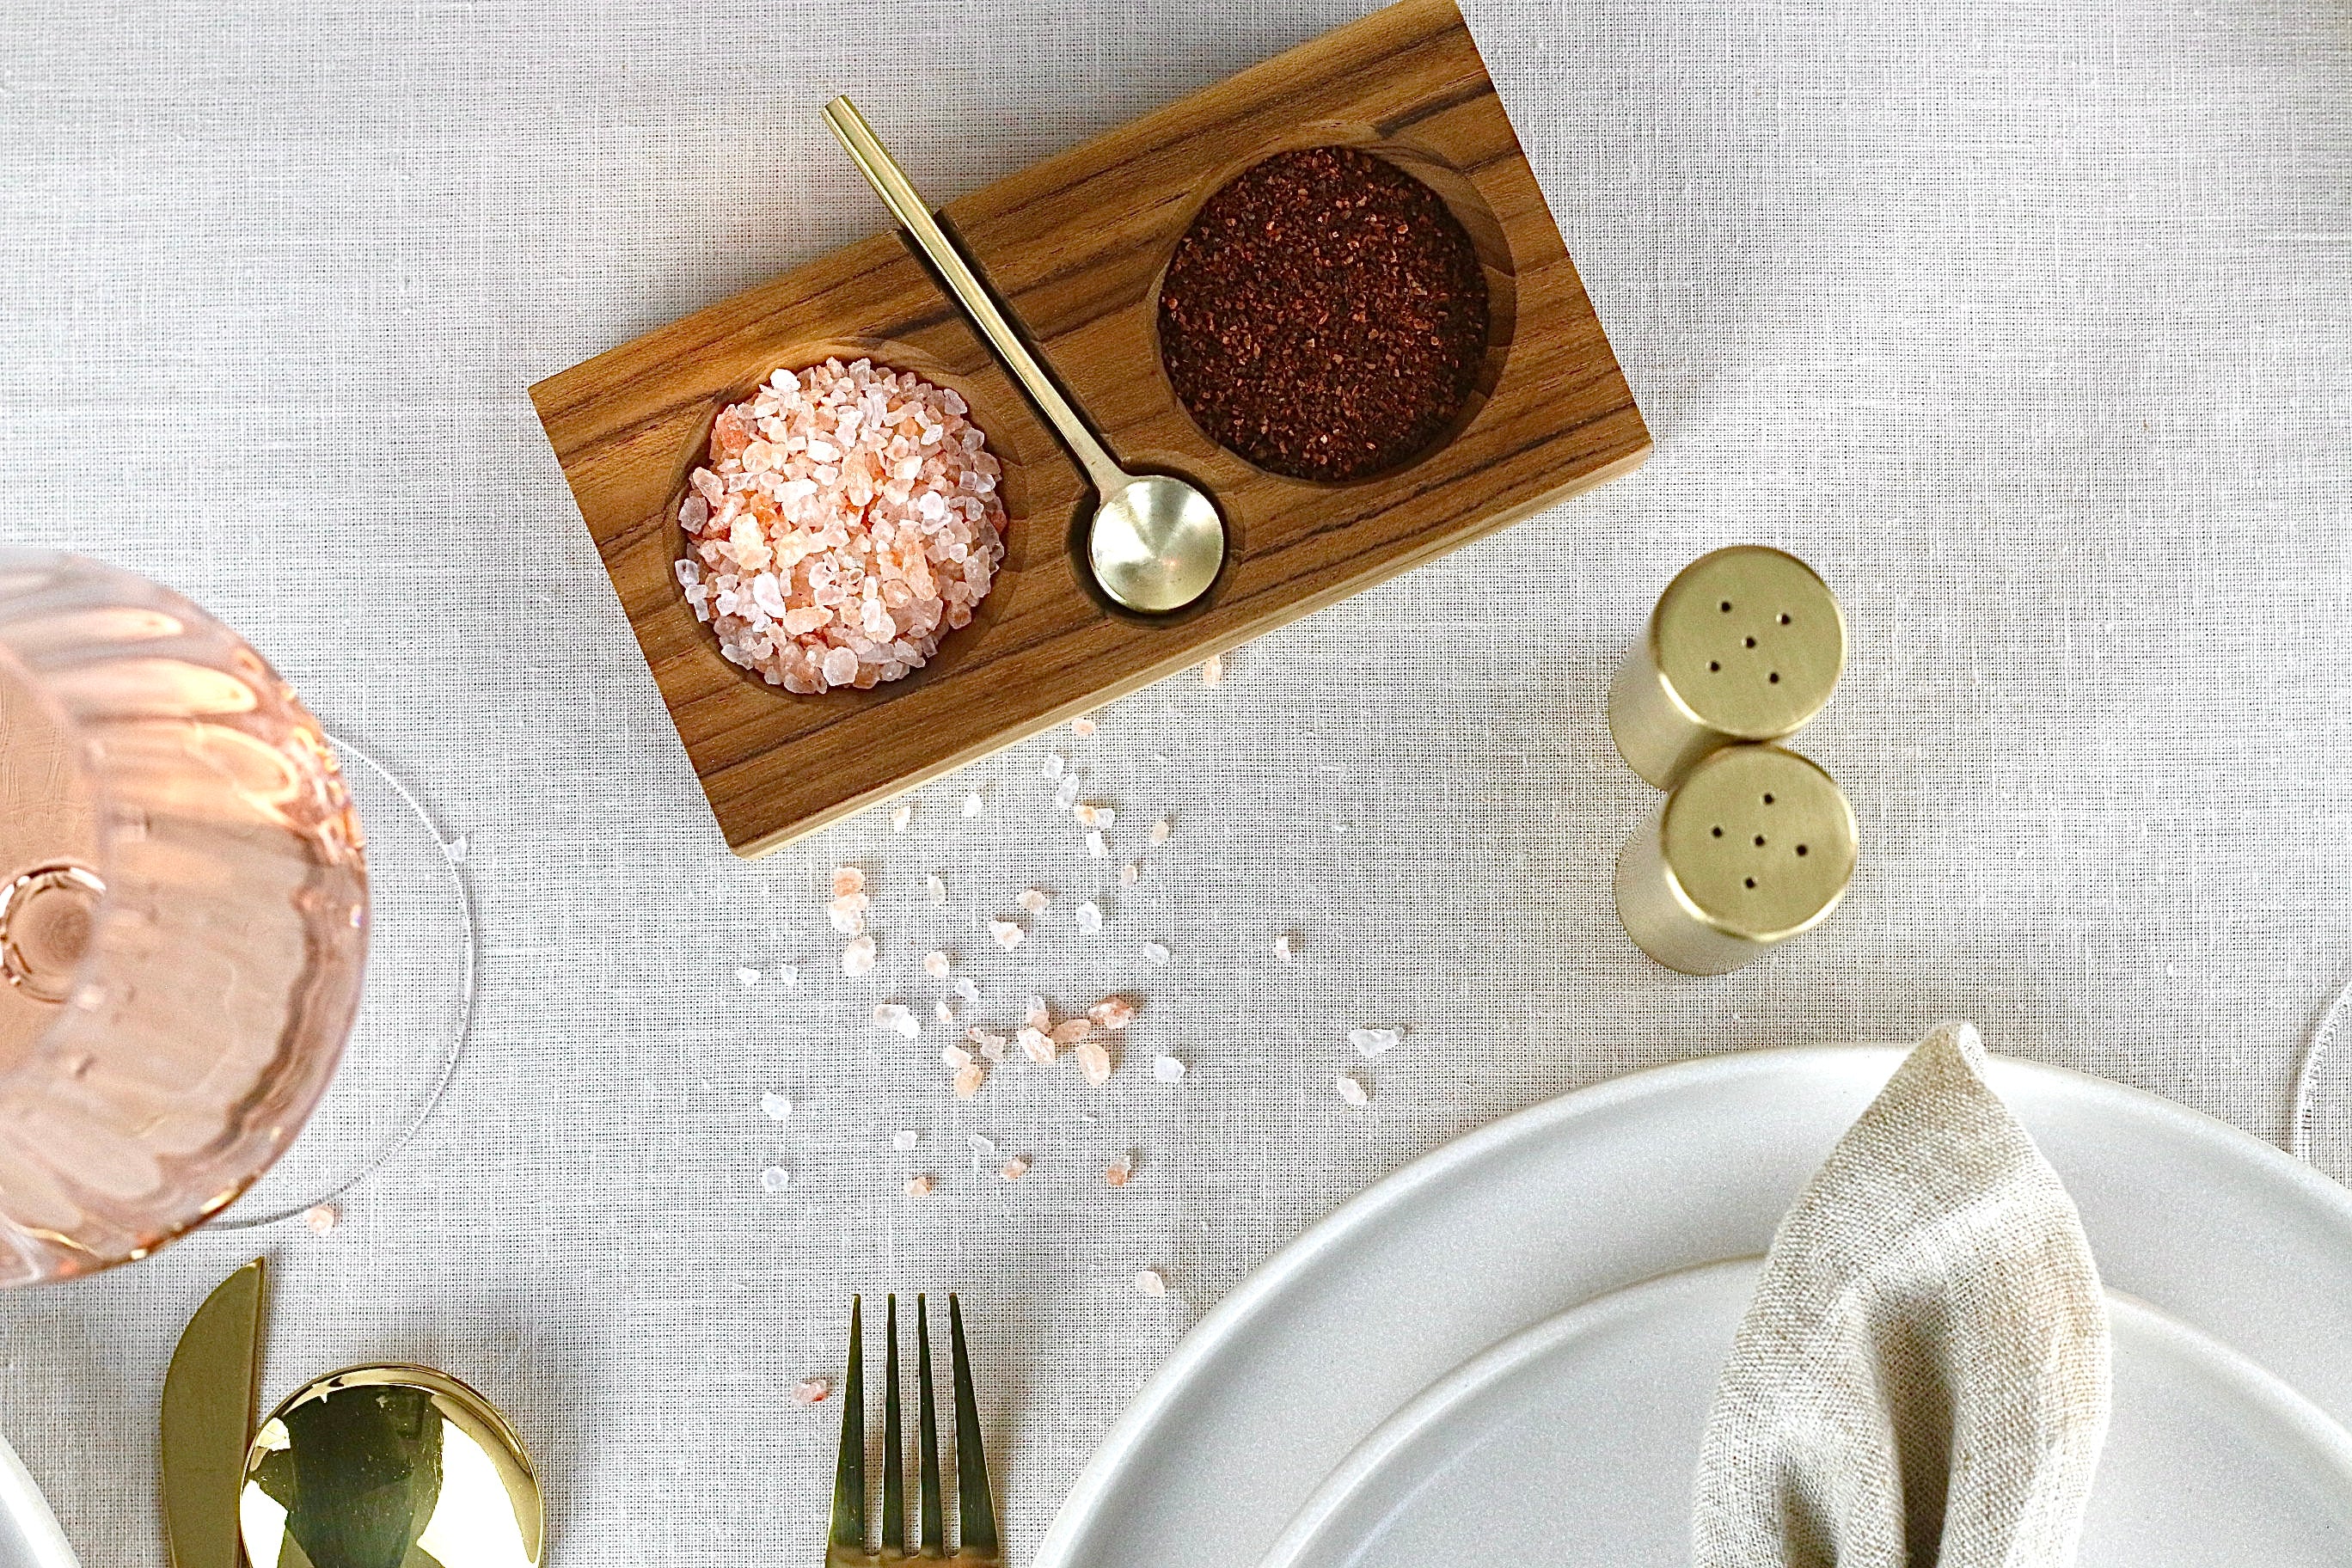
[530,0,1648,856]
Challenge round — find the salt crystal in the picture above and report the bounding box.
[926,875,947,905]
[1133,1268,1167,1297]
[1087,830,1107,859]
[1075,899,1103,934]
[874,1002,922,1039]
[776,964,799,988]
[760,1165,793,1193]
[989,920,1026,951]
[735,966,761,988]
[832,867,865,898]
[302,1204,339,1234]
[953,975,980,1003]
[1348,1027,1401,1058]
[923,950,951,978]
[1088,996,1136,1031]
[1052,1017,1094,1044]
[1119,861,1139,889]
[962,791,984,818]
[1149,817,1172,846]
[954,1063,984,1099]
[935,1000,955,1024]
[1275,933,1295,964]
[1152,1055,1187,1084]
[1001,1154,1032,1180]
[1053,775,1082,812]
[892,1129,920,1152]
[942,1044,972,1069]
[976,1035,1008,1064]
[1018,887,1050,914]
[904,1174,936,1197]
[1142,940,1171,967]
[1335,1075,1370,1108]
[1018,1026,1056,1065]
[790,1377,831,1405]
[761,1092,793,1122]
[843,935,877,976]
[1075,803,1115,829]
[1043,754,1065,780]
[968,1134,996,1170]
[891,803,913,831]
[1072,717,1098,738]
[827,903,864,936]
[1200,652,1224,688]
[1104,1156,1133,1187]
[1025,995,1050,1026]
[1076,1039,1112,1085]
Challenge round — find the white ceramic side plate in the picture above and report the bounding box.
[0,1430,79,1568]
[1035,1045,2352,1568]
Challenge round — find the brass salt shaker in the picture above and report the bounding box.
[1608,546,1846,788]
[1615,744,1857,975]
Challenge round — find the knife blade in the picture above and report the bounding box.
[160,1259,265,1568]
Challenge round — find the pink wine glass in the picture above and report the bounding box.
[0,551,368,1283]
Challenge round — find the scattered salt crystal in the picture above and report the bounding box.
[1152,1055,1187,1084]
[1133,1269,1167,1297]
[1200,652,1224,688]
[790,1378,831,1405]
[891,803,913,832]
[1119,861,1139,889]
[954,1063,985,1099]
[904,1174,936,1197]
[843,935,877,976]
[1025,995,1050,1026]
[962,791,984,818]
[1275,933,1295,964]
[941,1044,973,1069]
[735,966,761,988]
[892,1129,920,1153]
[1018,1026,1056,1065]
[1053,775,1082,812]
[953,975,981,1004]
[760,1165,793,1193]
[1104,1156,1133,1187]
[1088,996,1136,1031]
[761,1092,793,1122]
[989,919,1026,951]
[776,964,799,988]
[827,903,865,936]
[1149,817,1172,846]
[926,875,947,905]
[935,1000,955,1024]
[975,1035,1008,1064]
[923,950,951,978]
[1075,803,1115,828]
[1018,887,1050,914]
[1052,1017,1094,1044]
[1043,754,1065,781]
[1335,1075,1370,1108]
[1348,1027,1401,1058]
[1087,830,1108,859]
[874,1003,921,1039]
[1142,940,1171,967]
[1076,1039,1112,1085]
[303,1204,340,1234]
[969,1133,996,1160]
[1001,1154,1032,1179]
[832,867,865,898]
[1072,717,1097,738]
[1075,899,1103,934]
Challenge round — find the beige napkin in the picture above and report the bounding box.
[1691,1022,2112,1568]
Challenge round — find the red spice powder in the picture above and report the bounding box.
[1156,146,1491,483]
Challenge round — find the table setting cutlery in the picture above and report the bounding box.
[827,1295,999,1568]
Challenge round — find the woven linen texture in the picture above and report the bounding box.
[0,0,2346,1561]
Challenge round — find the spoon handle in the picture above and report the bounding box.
[824,97,1130,499]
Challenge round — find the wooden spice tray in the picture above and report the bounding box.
[530,0,1648,857]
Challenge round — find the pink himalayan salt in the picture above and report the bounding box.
[953,1063,984,1099]
[1018,1026,1056,1065]
[1050,1017,1093,1044]
[791,1378,832,1405]
[1001,1154,1032,1180]
[1104,1156,1133,1187]
[905,1174,936,1197]
[1088,996,1136,1031]
[1075,1039,1112,1086]
[675,358,1007,694]
[832,867,864,897]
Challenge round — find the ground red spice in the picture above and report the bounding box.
[1156,146,1491,483]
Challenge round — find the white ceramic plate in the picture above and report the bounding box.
[0,1431,78,1568]
[1036,1045,2352,1568]
[1263,1259,2352,1568]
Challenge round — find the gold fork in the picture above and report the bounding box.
[829,1294,1001,1567]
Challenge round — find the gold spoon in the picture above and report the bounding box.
[824,96,1226,615]
[240,1363,542,1568]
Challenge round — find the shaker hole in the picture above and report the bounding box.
[1743,636,1756,648]
[1743,877,1757,889]
[1708,660,1720,672]
[1762,793,1775,805]
[1796,844,1810,856]
[1711,825,1724,837]
[1719,601,1733,613]
[1768,671,1781,683]
[1753,835,1767,847]
[1779,613,1792,624]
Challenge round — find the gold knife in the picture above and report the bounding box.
[161,1259,265,1568]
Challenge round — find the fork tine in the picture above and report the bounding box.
[916,1294,944,1556]
[883,1295,904,1555]
[830,1297,867,1552]
[947,1295,1000,1557]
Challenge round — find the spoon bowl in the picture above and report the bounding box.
[1088,475,1226,614]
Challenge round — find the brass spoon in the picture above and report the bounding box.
[823,96,1226,615]
[240,1363,542,1568]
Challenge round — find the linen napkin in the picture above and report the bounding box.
[1691,1022,2112,1568]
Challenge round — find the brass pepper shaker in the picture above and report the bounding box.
[1615,744,1858,975]
[1608,547,1846,789]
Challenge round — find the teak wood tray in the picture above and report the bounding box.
[530,0,1648,857]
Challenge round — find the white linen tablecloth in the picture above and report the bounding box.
[0,0,2347,1561]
